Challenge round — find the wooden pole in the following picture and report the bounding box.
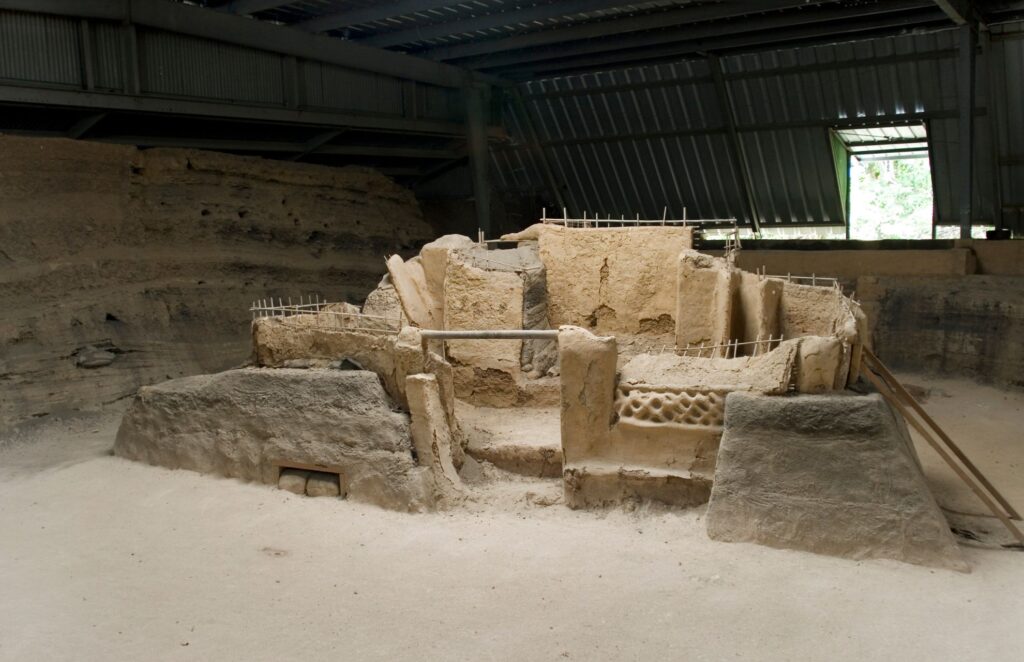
[861,366,1024,545]
[863,347,1020,520]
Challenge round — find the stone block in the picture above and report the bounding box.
[277,468,310,495]
[676,252,737,348]
[114,368,439,511]
[706,392,967,572]
[795,336,843,393]
[306,471,341,497]
[558,326,617,466]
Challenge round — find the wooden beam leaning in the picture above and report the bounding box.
[863,347,1020,520]
[860,361,1024,545]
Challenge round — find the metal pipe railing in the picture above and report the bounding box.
[419,329,559,340]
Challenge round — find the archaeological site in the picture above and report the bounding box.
[2,1,1023,660]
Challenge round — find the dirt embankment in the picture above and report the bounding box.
[0,136,435,429]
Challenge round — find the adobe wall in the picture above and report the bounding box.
[509,225,694,335]
[708,242,1024,388]
[0,135,435,430]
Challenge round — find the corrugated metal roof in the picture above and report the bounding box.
[0,12,81,86]
[495,26,1021,228]
[139,30,287,105]
[256,0,691,46]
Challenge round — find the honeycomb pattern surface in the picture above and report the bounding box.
[615,386,726,427]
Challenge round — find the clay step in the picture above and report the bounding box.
[562,461,713,509]
[466,439,562,478]
[457,403,562,478]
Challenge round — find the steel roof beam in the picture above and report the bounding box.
[5,0,479,88]
[515,9,951,79]
[932,0,975,24]
[99,136,462,159]
[483,3,943,74]
[421,0,829,62]
[358,0,642,49]
[67,112,107,139]
[295,0,458,34]
[0,84,476,136]
[220,1,295,15]
[288,129,346,161]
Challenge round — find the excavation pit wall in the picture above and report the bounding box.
[0,135,435,431]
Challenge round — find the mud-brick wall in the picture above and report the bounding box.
[0,136,435,429]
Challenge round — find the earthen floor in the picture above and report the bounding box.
[1,374,1021,660]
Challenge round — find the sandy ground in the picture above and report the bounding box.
[1,374,1022,661]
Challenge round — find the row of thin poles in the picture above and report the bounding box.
[251,294,326,318]
[539,206,738,228]
[753,266,840,289]
[249,296,402,335]
[663,333,785,359]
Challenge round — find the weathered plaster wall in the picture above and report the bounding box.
[535,226,694,334]
[0,136,435,429]
[443,256,524,375]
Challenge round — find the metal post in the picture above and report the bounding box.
[982,29,1005,231]
[284,55,301,109]
[420,329,559,340]
[957,23,977,239]
[403,80,419,120]
[710,54,762,235]
[123,23,141,95]
[465,84,493,237]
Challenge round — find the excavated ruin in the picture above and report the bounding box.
[113,220,970,571]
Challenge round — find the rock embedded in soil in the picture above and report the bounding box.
[305,472,341,497]
[278,468,310,495]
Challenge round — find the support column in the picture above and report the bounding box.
[465,85,492,237]
[283,55,302,109]
[957,23,977,239]
[982,30,1005,231]
[123,23,141,95]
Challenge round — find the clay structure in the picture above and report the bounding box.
[114,222,965,570]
